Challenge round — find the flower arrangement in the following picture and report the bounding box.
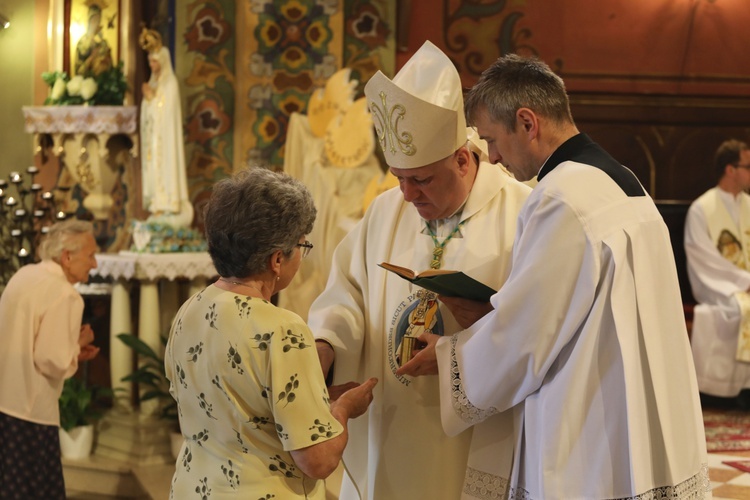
[42,61,128,106]
[131,220,208,253]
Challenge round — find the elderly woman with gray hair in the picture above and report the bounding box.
[0,218,100,499]
[165,167,377,499]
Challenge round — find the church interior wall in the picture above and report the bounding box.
[0,0,748,300]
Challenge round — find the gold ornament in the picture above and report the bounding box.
[138,26,162,53]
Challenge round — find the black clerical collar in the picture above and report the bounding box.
[537,133,644,197]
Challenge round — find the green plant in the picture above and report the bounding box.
[58,377,113,432]
[41,61,128,106]
[117,333,178,424]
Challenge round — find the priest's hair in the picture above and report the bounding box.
[38,219,94,262]
[204,166,316,278]
[465,53,574,132]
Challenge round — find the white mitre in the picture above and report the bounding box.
[364,40,467,169]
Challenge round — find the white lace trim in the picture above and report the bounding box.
[450,335,499,423]
[505,463,711,499]
[463,466,509,499]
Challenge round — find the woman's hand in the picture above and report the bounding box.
[328,381,360,402]
[331,378,378,420]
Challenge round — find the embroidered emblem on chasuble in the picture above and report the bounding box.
[718,229,747,270]
[387,289,445,386]
[713,229,750,362]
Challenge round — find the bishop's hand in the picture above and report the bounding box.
[395,332,440,377]
[438,295,493,329]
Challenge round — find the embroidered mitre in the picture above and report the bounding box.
[364,41,467,169]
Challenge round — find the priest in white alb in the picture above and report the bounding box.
[398,54,710,499]
[686,139,750,405]
[309,41,531,499]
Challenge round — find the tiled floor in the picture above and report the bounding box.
[66,445,750,499]
[709,451,750,499]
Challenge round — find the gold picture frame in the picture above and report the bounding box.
[66,0,120,76]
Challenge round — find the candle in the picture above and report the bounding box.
[30,183,42,192]
[56,211,66,220]
[0,180,7,188]
[10,229,21,238]
[33,210,44,218]
[41,191,53,201]
[14,209,26,218]
[40,226,50,234]
[9,172,21,184]
[17,248,29,258]
[5,196,16,206]
[26,166,39,175]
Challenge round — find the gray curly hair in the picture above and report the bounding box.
[204,167,317,278]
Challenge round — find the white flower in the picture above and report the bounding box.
[50,78,67,100]
[66,75,84,96]
[80,78,98,101]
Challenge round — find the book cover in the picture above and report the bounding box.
[378,262,496,302]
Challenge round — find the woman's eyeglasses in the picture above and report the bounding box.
[296,241,314,258]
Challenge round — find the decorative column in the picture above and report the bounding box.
[88,251,216,465]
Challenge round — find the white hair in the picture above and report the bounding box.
[38,219,94,262]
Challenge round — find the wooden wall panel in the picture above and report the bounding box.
[571,94,750,201]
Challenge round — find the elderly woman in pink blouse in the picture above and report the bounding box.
[0,219,100,499]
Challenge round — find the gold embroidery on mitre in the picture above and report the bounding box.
[369,91,416,157]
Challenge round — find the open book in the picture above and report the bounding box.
[379,262,496,302]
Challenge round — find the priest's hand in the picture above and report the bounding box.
[315,339,335,380]
[438,295,493,328]
[395,333,440,377]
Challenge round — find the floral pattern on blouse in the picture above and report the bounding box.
[165,286,342,499]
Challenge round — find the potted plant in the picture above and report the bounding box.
[117,333,182,457]
[58,376,112,459]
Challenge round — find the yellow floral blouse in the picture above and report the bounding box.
[165,285,343,499]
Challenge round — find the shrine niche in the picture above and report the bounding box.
[22,105,137,252]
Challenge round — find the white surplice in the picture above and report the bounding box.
[308,162,531,500]
[685,187,750,396]
[436,135,710,499]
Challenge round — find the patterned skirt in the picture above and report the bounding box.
[0,411,65,499]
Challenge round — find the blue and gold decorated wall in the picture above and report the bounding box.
[5,0,750,249]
